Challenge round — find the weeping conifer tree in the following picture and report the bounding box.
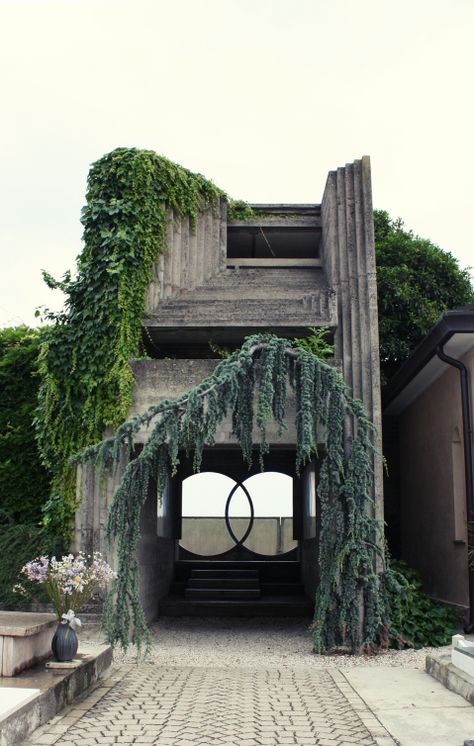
[75,333,390,654]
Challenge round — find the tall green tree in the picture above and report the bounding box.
[0,327,50,522]
[0,327,53,607]
[374,210,474,383]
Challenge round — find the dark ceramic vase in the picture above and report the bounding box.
[51,623,78,662]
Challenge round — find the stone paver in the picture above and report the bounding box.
[24,665,395,745]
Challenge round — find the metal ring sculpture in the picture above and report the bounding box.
[224,480,255,547]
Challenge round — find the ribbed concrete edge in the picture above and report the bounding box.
[0,645,112,746]
[426,652,474,705]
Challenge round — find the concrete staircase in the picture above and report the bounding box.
[160,560,313,617]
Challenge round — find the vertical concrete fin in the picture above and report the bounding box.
[172,212,182,296]
[163,210,174,299]
[321,156,383,525]
[196,210,206,287]
[219,198,228,271]
[145,200,227,313]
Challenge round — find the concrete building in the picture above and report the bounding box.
[383,306,474,620]
[75,156,383,620]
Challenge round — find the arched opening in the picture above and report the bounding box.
[180,470,296,557]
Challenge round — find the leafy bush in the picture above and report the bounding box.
[387,560,458,648]
[292,327,334,360]
[375,210,474,383]
[0,327,51,522]
[0,513,44,608]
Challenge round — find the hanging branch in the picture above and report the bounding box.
[75,333,388,654]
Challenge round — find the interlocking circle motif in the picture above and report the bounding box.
[224,481,254,547]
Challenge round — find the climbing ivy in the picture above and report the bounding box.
[36,148,223,538]
[227,199,299,221]
[75,334,388,654]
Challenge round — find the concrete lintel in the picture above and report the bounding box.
[226,258,322,268]
[228,216,321,228]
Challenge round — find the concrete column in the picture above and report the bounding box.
[219,198,228,271]
[171,213,181,296]
[163,210,174,299]
[321,156,383,521]
[180,215,190,291]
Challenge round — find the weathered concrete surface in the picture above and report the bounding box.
[396,354,470,608]
[427,651,474,705]
[344,666,474,746]
[0,612,56,677]
[145,200,227,311]
[0,612,56,638]
[129,358,332,447]
[180,516,296,556]
[0,644,111,746]
[145,267,337,330]
[321,158,383,529]
[138,480,175,621]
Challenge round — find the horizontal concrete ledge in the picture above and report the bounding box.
[0,612,56,638]
[226,258,322,268]
[426,652,474,705]
[228,216,321,227]
[0,644,112,746]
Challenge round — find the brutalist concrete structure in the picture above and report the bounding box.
[74,156,382,620]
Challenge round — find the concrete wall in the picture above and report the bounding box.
[145,199,227,311]
[138,482,175,621]
[74,449,175,620]
[300,537,318,601]
[180,517,296,556]
[398,357,470,608]
[73,446,129,566]
[321,157,383,527]
[300,460,318,598]
[129,358,330,447]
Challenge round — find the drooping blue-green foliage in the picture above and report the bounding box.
[75,334,389,654]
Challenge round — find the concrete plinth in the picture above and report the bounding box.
[0,612,56,677]
[0,644,112,746]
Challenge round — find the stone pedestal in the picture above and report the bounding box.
[0,612,56,677]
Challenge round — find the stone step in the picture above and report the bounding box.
[185,588,262,600]
[187,578,260,589]
[191,569,259,579]
[160,595,313,617]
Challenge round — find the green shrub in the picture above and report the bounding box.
[0,326,50,522]
[387,560,457,648]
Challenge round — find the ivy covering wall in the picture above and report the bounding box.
[36,148,224,538]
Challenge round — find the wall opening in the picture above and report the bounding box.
[227,226,321,259]
[180,470,296,556]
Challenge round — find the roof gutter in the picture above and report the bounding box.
[383,309,474,410]
[436,343,474,630]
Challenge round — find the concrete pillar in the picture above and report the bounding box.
[321,156,383,523]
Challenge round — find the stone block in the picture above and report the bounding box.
[0,612,56,677]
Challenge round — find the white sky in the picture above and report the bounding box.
[0,0,473,327]
[182,472,293,517]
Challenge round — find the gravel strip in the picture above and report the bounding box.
[80,616,450,669]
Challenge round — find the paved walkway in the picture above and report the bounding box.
[24,664,395,746]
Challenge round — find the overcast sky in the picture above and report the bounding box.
[0,0,473,327]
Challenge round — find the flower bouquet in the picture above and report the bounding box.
[20,552,116,661]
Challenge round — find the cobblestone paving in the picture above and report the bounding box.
[26,665,396,746]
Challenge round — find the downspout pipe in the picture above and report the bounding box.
[436,344,474,629]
